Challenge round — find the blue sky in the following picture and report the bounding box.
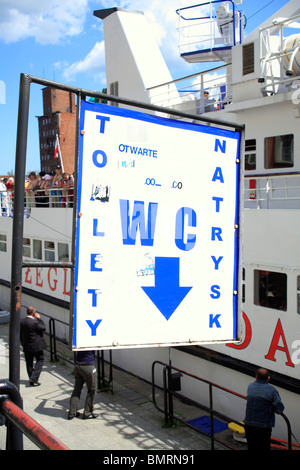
[0,0,291,175]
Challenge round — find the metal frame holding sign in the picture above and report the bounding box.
[9,74,243,448]
[73,100,242,350]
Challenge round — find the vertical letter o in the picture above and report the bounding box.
[92,150,107,168]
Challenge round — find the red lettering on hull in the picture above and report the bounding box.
[226,313,295,370]
[226,312,251,350]
[22,267,70,297]
[48,268,58,291]
[24,268,32,284]
[36,268,43,287]
[265,319,294,367]
[63,268,70,295]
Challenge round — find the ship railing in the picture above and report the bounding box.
[258,62,300,96]
[24,187,74,209]
[0,189,14,217]
[0,187,74,217]
[244,172,300,209]
[147,64,232,115]
[152,360,295,451]
[176,1,244,57]
[258,13,300,95]
[3,173,300,215]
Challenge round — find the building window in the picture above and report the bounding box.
[245,139,256,170]
[0,234,7,252]
[254,270,287,311]
[264,134,294,169]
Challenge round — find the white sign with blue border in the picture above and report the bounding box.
[72,100,241,350]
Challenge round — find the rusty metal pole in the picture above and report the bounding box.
[9,73,31,389]
[8,74,31,450]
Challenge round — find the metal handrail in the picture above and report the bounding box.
[3,172,300,216]
[151,360,294,450]
[0,187,74,218]
[147,64,232,113]
[244,172,300,208]
[176,1,243,55]
[0,380,69,450]
[258,13,300,93]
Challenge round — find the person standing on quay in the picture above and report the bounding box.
[68,350,98,420]
[20,306,47,386]
[244,368,284,450]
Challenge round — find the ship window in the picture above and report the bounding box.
[22,238,31,258]
[254,270,287,311]
[245,139,256,170]
[264,134,294,169]
[44,240,55,261]
[58,242,69,261]
[33,239,42,260]
[0,234,7,252]
[242,267,245,303]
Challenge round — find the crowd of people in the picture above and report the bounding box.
[25,166,74,208]
[0,166,74,215]
[0,176,14,216]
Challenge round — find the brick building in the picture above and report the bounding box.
[38,87,77,174]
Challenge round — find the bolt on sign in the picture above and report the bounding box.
[72,100,242,350]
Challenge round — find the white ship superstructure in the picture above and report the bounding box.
[93,0,300,441]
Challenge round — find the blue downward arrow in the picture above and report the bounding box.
[142,257,192,320]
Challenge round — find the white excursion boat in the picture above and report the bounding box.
[1,0,300,447]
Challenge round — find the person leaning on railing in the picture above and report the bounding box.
[61,172,74,207]
[244,368,284,451]
[4,177,14,216]
[52,166,63,207]
[25,171,40,207]
[39,173,53,207]
[23,171,74,208]
[0,178,8,216]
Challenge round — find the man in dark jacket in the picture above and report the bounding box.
[20,306,47,386]
[244,368,284,450]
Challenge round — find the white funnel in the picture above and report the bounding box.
[94,8,179,106]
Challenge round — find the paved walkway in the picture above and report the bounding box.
[0,322,230,452]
